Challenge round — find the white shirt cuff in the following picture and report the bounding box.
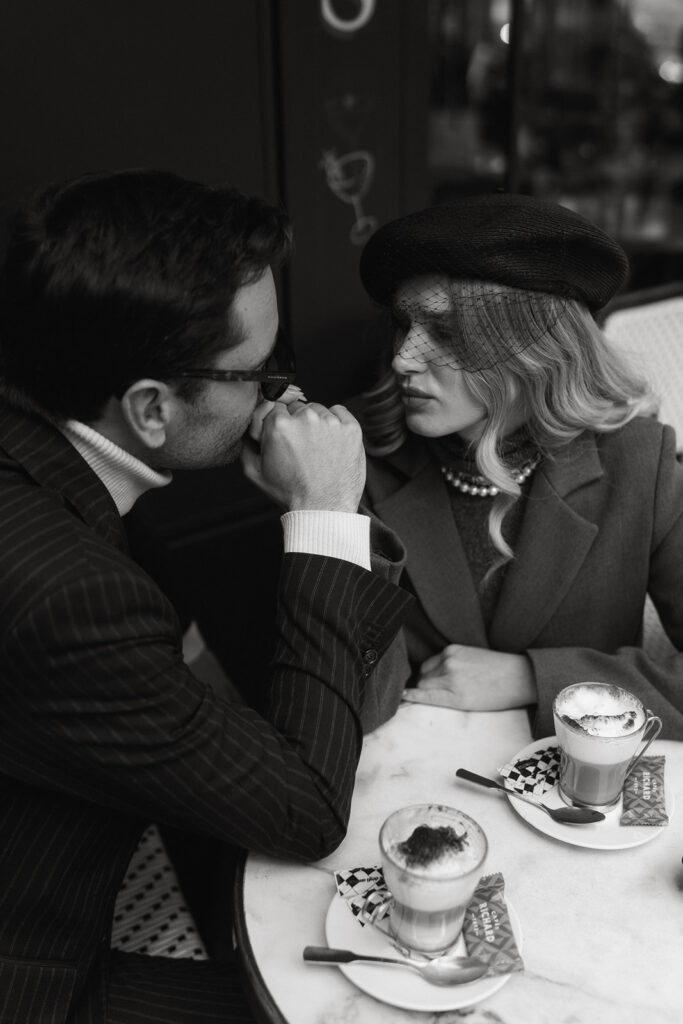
[281,511,371,571]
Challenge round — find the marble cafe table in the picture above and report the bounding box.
[235,703,681,1024]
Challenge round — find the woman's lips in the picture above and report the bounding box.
[400,386,432,402]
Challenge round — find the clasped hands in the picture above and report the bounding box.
[402,644,537,711]
[241,390,366,513]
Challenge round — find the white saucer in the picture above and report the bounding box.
[324,890,523,1012]
[505,736,674,850]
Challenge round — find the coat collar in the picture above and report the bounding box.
[368,431,604,650]
[0,399,129,553]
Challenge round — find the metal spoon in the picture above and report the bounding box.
[455,768,605,824]
[303,945,488,986]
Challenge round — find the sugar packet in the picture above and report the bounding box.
[620,755,668,826]
[461,872,524,976]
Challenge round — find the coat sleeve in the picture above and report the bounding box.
[528,429,683,739]
[3,553,411,861]
[357,511,414,733]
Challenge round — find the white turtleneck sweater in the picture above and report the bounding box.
[60,420,371,569]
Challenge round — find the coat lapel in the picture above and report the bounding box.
[0,400,129,554]
[369,431,606,653]
[369,440,488,646]
[488,433,603,650]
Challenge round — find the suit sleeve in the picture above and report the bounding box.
[4,553,411,860]
[527,429,683,739]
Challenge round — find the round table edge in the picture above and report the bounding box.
[233,849,290,1024]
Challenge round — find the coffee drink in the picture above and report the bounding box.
[378,804,487,956]
[553,683,661,810]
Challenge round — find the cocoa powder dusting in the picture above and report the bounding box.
[397,824,468,868]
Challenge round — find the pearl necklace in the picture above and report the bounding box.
[440,453,542,497]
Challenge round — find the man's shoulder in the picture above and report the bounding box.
[0,454,83,547]
[0,458,136,623]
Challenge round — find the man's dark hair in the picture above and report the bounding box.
[0,169,292,422]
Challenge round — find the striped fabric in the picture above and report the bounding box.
[75,954,256,1024]
[0,400,411,1023]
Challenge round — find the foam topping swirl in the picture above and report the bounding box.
[556,684,645,737]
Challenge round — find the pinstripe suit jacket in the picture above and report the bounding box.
[0,399,411,1023]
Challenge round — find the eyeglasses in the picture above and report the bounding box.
[176,329,296,401]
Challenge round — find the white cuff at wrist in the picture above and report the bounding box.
[281,510,371,570]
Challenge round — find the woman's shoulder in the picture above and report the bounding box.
[595,417,680,476]
[598,415,675,450]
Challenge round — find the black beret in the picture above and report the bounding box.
[359,193,629,312]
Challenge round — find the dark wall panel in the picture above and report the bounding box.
[0,0,277,228]
[277,0,430,404]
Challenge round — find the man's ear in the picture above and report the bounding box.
[119,379,175,450]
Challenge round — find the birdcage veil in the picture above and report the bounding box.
[389,274,570,372]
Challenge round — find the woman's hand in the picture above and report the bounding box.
[402,644,537,711]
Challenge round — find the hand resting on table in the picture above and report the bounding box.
[403,644,538,711]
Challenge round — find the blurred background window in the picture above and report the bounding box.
[427,0,683,290]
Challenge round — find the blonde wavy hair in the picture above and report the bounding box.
[359,280,658,568]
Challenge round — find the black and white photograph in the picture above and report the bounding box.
[1,3,681,1022]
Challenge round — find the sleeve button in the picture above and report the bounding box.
[363,649,378,665]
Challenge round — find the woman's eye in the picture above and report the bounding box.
[432,326,452,344]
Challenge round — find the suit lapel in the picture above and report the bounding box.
[488,433,603,650]
[0,400,129,553]
[370,441,488,646]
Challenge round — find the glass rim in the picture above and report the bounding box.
[553,682,648,737]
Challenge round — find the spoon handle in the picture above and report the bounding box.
[456,768,544,810]
[456,768,506,792]
[303,945,401,966]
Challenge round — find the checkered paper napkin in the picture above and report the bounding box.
[334,866,386,924]
[497,744,560,796]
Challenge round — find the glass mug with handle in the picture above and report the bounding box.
[553,682,662,811]
[361,804,488,958]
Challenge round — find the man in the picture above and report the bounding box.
[0,170,410,1023]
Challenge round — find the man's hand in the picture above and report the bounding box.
[242,400,366,512]
[402,644,537,711]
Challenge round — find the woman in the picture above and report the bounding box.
[355,193,683,739]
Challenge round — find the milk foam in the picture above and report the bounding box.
[555,683,645,737]
[387,826,483,879]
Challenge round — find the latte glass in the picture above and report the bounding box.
[371,804,487,957]
[553,682,662,810]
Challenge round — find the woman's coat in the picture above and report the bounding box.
[363,416,683,739]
